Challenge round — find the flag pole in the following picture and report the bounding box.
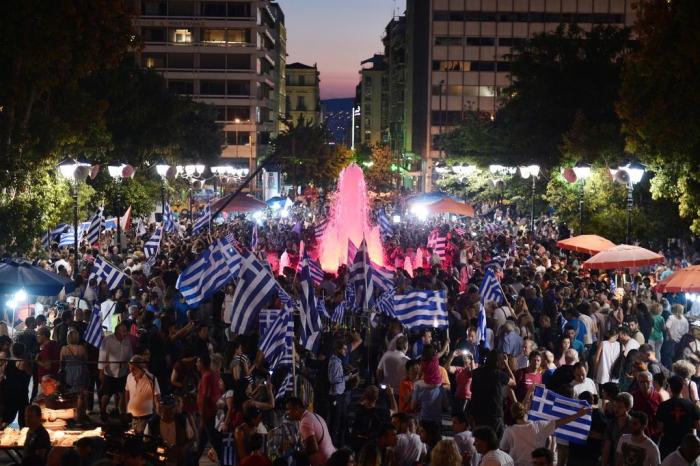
[291,338,297,397]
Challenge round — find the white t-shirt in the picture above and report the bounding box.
[481,449,515,466]
[616,434,661,466]
[453,430,480,466]
[100,299,117,333]
[666,315,689,343]
[394,432,424,466]
[573,377,598,398]
[623,338,641,356]
[499,420,556,466]
[596,340,621,384]
[660,449,699,466]
[126,371,161,417]
[578,313,595,345]
[377,349,410,392]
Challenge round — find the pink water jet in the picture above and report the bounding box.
[319,164,384,272]
[279,250,290,276]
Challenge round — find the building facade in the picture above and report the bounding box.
[285,62,321,126]
[402,0,635,191]
[358,55,388,147]
[134,0,286,186]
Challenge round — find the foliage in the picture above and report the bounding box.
[272,117,352,189]
[364,145,395,192]
[617,0,700,233]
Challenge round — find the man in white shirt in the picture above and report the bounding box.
[377,336,410,392]
[125,355,160,434]
[452,412,479,466]
[99,291,118,333]
[661,433,700,466]
[572,363,598,398]
[391,412,424,466]
[98,322,133,422]
[616,411,661,466]
[474,426,514,466]
[620,326,641,356]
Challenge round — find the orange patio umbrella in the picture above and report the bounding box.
[655,265,700,293]
[582,244,665,270]
[557,235,616,255]
[425,198,475,217]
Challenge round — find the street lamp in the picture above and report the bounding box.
[519,165,540,234]
[107,161,128,253]
[350,106,361,150]
[211,165,233,196]
[154,159,170,218]
[184,163,206,222]
[572,162,592,235]
[57,157,90,279]
[619,161,645,244]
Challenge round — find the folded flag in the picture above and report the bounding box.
[528,385,591,444]
[84,305,104,348]
[88,256,127,290]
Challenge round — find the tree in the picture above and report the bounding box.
[272,117,352,189]
[364,145,395,192]
[617,0,700,233]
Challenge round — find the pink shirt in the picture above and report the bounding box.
[421,356,442,385]
[300,411,335,466]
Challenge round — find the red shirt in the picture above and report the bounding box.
[37,340,60,379]
[514,368,542,401]
[198,369,223,420]
[632,388,662,438]
[454,367,473,400]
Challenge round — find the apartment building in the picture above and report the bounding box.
[134,0,286,185]
[286,62,322,126]
[403,0,635,190]
[358,55,388,146]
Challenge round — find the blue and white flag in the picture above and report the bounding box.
[347,239,358,266]
[315,219,328,241]
[58,230,77,249]
[317,296,329,319]
[371,263,394,292]
[331,302,346,324]
[163,202,177,234]
[229,252,278,335]
[89,256,127,290]
[259,308,294,369]
[609,278,616,294]
[392,290,448,329]
[300,252,322,351]
[476,303,490,348]
[528,385,591,444]
[480,267,505,305]
[193,203,211,234]
[43,224,72,248]
[250,224,258,250]
[84,305,104,348]
[377,210,393,237]
[221,435,235,466]
[275,372,294,400]
[144,227,162,259]
[374,288,396,317]
[259,309,280,337]
[85,207,104,245]
[177,236,242,307]
[349,239,373,312]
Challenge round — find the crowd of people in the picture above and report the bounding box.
[1,202,700,466]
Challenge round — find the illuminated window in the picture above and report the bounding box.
[228,29,247,43]
[202,29,226,43]
[174,29,192,43]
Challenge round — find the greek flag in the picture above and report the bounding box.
[88,256,127,290]
[477,303,489,348]
[259,308,293,369]
[250,223,258,250]
[43,224,72,248]
[378,210,393,237]
[317,296,329,319]
[259,309,280,337]
[221,435,235,466]
[371,263,394,292]
[85,207,104,245]
[454,226,466,236]
[193,203,210,234]
[163,202,176,234]
[347,239,358,265]
[300,252,322,350]
[229,252,278,335]
[315,219,328,241]
[277,287,298,312]
[349,239,373,312]
[275,372,294,400]
[58,230,76,249]
[295,257,324,285]
[176,236,242,307]
[427,230,447,257]
[609,278,616,294]
[392,290,448,329]
[528,385,591,444]
[331,302,346,323]
[144,227,162,259]
[480,267,505,305]
[374,288,396,317]
[84,305,104,348]
[485,256,506,271]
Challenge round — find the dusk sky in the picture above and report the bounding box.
[276,0,406,100]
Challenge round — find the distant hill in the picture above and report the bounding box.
[322,98,354,146]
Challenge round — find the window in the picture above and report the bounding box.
[200,54,226,69]
[228,29,248,43]
[172,28,193,43]
[142,1,166,15]
[226,80,250,96]
[226,131,250,145]
[298,75,306,86]
[227,54,250,70]
[202,29,227,43]
[168,1,194,16]
[143,53,165,68]
[169,80,194,95]
[168,53,194,69]
[200,80,226,95]
[431,85,497,97]
[258,132,271,145]
[431,60,510,72]
[227,106,250,122]
[466,37,495,46]
[227,2,251,17]
[296,96,306,111]
[431,110,466,126]
[214,106,226,121]
[434,36,462,46]
[142,27,166,42]
[499,37,527,47]
[201,2,226,16]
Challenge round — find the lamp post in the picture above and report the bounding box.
[154,160,170,220]
[350,106,361,150]
[211,165,233,196]
[234,118,241,158]
[519,165,540,234]
[184,163,206,222]
[489,165,515,207]
[620,161,645,244]
[107,161,127,253]
[58,158,89,279]
[572,162,592,235]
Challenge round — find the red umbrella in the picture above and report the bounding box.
[557,235,616,255]
[582,244,665,270]
[655,265,700,293]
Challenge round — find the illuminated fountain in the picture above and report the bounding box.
[319,163,384,272]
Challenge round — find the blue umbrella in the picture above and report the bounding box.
[0,258,75,296]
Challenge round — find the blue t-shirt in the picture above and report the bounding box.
[411,381,445,424]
